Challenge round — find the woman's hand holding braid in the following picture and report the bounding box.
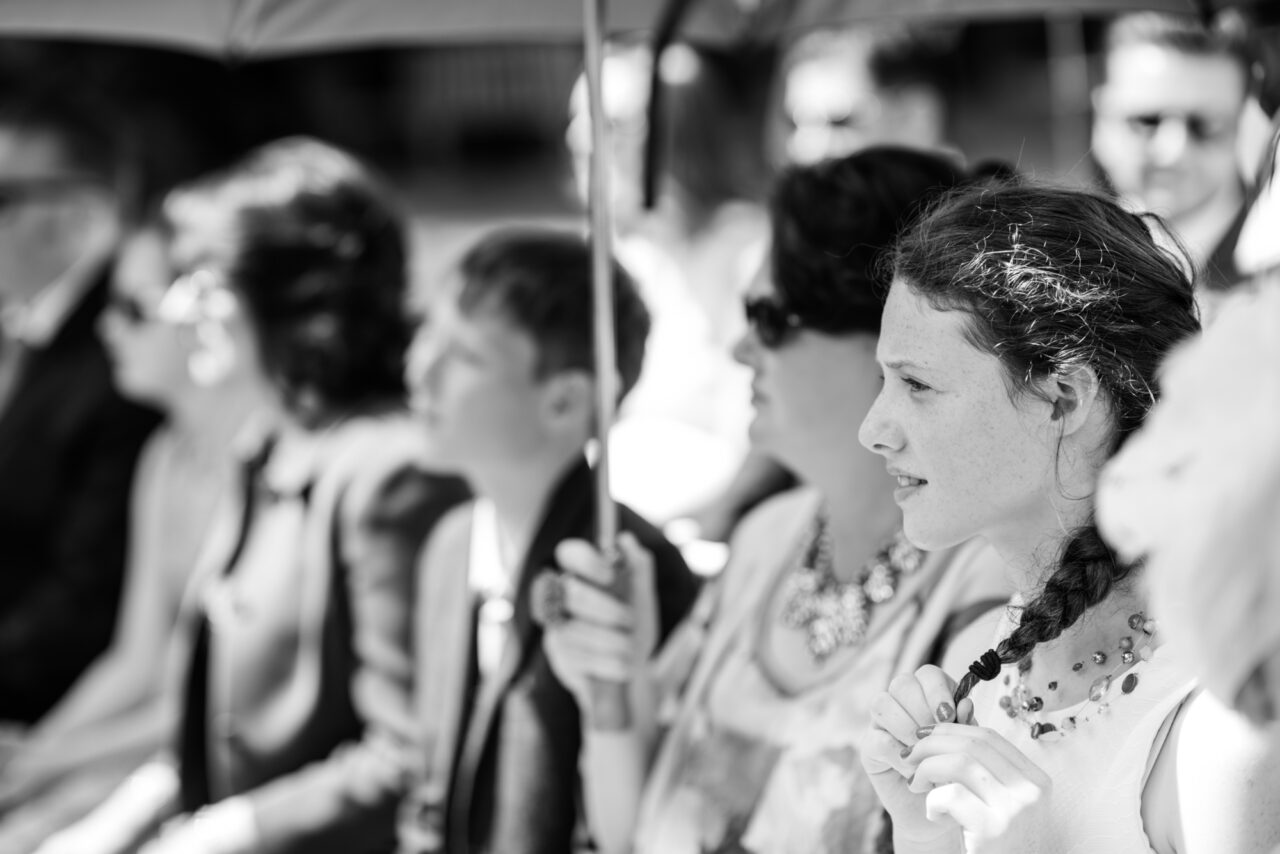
[862,663,1052,853]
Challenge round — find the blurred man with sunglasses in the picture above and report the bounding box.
[0,87,158,732]
[1092,11,1254,303]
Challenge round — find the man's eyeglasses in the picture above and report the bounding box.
[743,295,804,348]
[1121,111,1232,145]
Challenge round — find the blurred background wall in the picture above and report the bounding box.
[0,18,1112,296]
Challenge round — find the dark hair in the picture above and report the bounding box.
[892,184,1201,698]
[1104,10,1252,80]
[164,136,411,424]
[769,145,968,335]
[454,228,650,401]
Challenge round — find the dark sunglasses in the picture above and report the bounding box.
[1124,111,1230,145]
[743,295,804,348]
[106,291,156,325]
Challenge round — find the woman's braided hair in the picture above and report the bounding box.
[889,183,1201,701]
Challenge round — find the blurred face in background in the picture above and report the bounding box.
[566,50,651,222]
[1092,44,1247,223]
[780,35,944,166]
[406,281,558,476]
[98,228,190,405]
[0,124,115,304]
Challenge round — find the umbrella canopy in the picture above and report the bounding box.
[0,0,1220,58]
[0,0,733,56]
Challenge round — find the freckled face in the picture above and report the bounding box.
[858,278,1058,550]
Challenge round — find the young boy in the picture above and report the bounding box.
[399,229,698,854]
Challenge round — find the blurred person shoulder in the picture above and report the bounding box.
[319,406,470,534]
[720,486,824,596]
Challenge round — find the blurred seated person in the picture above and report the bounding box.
[1099,280,1280,729]
[36,137,468,854]
[540,148,1010,854]
[566,40,771,526]
[397,229,698,854]
[0,223,254,851]
[0,86,160,727]
[1092,10,1254,316]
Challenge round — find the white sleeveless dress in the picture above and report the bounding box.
[969,609,1198,854]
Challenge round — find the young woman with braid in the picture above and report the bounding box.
[858,183,1280,853]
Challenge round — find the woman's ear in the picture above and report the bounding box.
[1042,364,1102,437]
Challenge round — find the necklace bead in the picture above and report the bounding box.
[779,511,922,663]
[998,612,1157,742]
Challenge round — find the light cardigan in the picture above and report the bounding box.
[634,487,1008,854]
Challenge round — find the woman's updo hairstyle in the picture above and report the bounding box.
[768,145,968,335]
[164,136,410,424]
[893,184,1201,699]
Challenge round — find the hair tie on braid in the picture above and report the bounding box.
[968,649,1002,682]
[953,647,1007,705]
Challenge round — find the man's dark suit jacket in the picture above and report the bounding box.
[400,458,700,854]
[0,269,160,723]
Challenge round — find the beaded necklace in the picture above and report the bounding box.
[997,611,1159,742]
[778,508,923,663]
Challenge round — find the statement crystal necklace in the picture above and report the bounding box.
[779,509,923,663]
[998,611,1159,742]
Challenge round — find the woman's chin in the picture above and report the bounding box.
[900,515,966,553]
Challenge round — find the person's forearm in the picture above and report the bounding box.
[579,672,661,854]
[895,827,965,854]
[580,727,649,854]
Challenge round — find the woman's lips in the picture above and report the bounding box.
[891,472,927,501]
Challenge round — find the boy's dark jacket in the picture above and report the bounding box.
[400,457,699,854]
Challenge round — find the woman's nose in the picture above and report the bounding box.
[858,390,900,455]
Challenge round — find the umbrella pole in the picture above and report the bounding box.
[583,0,631,731]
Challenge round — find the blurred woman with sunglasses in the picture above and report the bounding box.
[37,137,467,854]
[541,147,1010,854]
[0,223,252,852]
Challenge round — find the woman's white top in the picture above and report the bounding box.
[969,608,1198,854]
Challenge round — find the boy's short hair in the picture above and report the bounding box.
[455,228,650,400]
